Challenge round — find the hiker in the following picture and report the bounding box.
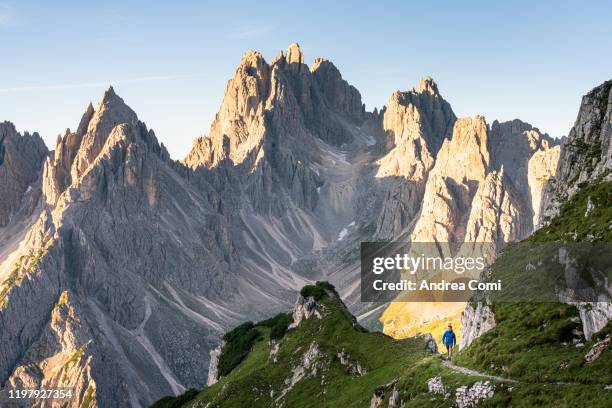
[442,324,457,360]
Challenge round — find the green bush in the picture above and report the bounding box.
[150,389,198,408]
[218,322,261,377]
[257,312,293,340]
[300,281,336,301]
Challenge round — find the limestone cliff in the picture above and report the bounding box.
[374,77,456,238]
[383,116,559,341]
[540,80,612,225]
[0,122,48,226]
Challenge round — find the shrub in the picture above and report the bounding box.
[300,281,336,301]
[257,312,293,340]
[218,321,261,377]
[150,389,198,408]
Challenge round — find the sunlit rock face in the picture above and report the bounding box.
[381,115,560,342]
[374,77,456,239]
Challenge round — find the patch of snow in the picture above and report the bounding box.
[337,221,356,241]
[337,228,349,241]
[364,134,376,146]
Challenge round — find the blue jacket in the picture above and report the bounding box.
[442,329,456,346]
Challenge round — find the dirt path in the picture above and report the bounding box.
[441,360,520,383]
[442,360,589,387]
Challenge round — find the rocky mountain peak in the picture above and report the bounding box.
[417,76,439,95]
[91,86,137,130]
[183,51,272,169]
[373,79,457,237]
[238,50,268,72]
[386,78,455,152]
[285,42,304,65]
[70,86,138,178]
[76,101,95,136]
[310,57,365,123]
[103,84,116,98]
[42,88,149,205]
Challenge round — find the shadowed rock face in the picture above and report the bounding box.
[0,44,569,407]
[540,80,612,225]
[0,122,48,227]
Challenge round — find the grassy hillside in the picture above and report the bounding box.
[449,180,612,405]
[151,283,611,407]
[152,283,438,407]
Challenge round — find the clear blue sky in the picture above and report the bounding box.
[1,0,611,159]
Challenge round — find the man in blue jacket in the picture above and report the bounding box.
[442,324,457,360]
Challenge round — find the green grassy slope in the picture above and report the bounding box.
[151,285,611,408]
[452,180,612,405]
[152,283,439,407]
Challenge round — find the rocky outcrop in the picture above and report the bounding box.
[540,80,612,225]
[336,348,366,376]
[289,295,322,329]
[415,333,439,353]
[427,376,447,395]
[459,303,496,350]
[278,341,321,401]
[455,381,495,408]
[584,334,611,363]
[206,343,223,386]
[368,380,399,408]
[0,122,48,226]
[576,302,612,341]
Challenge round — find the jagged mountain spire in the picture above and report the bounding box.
[70,85,138,178]
[417,76,439,95]
[285,42,304,64]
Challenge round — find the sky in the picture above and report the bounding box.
[1,0,611,159]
